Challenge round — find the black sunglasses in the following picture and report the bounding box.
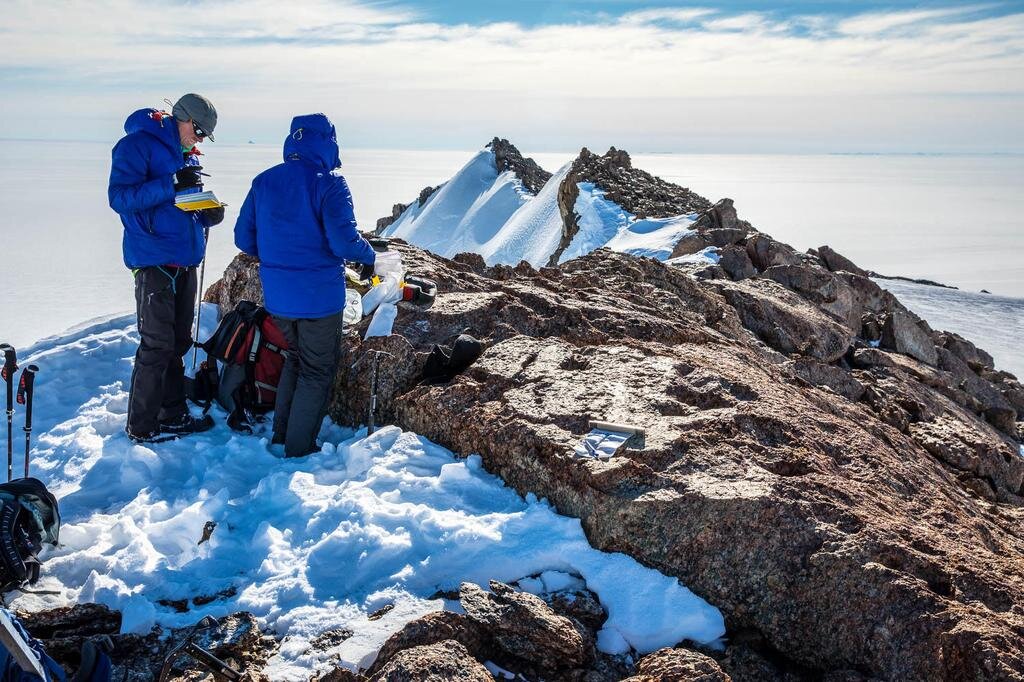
[192,120,208,139]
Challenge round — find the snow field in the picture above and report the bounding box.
[11,311,725,679]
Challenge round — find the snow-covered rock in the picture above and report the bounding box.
[379,139,716,268]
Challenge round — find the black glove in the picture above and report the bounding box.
[357,262,376,280]
[200,206,225,226]
[174,166,204,192]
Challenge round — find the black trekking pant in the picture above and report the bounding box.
[271,312,343,457]
[127,266,197,436]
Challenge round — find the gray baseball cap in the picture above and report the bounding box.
[172,93,217,141]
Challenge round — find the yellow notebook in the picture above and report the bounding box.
[175,191,224,211]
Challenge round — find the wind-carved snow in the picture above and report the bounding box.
[382,150,532,259]
[12,310,725,680]
[478,162,573,267]
[563,182,698,263]
[384,150,700,268]
[666,247,721,267]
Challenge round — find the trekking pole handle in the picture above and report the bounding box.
[0,345,16,399]
[17,365,38,431]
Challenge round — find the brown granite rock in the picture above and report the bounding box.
[459,581,591,670]
[880,308,939,366]
[368,639,492,681]
[817,245,868,277]
[624,647,732,681]
[206,237,1024,680]
[713,278,854,362]
[366,611,491,676]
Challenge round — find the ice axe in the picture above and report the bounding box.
[159,615,243,682]
[1,344,17,481]
[16,365,38,479]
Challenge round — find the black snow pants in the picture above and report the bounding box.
[126,266,197,436]
[271,312,344,458]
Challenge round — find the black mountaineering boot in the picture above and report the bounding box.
[159,413,215,437]
[126,427,177,445]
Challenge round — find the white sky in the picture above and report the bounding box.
[2,1,1023,152]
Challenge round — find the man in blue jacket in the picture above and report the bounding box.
[108,94,224,443]
[235,114,376,457]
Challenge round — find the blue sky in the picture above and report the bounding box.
[2,1,1023,152]
[412,0,1021,26]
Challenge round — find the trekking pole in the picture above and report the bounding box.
[1,344,16,481]
[16,365,38,479]
[368,352,379,436]
[192,226,211,372]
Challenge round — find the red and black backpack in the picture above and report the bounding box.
[192,300,289,432]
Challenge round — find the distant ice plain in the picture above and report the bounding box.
[0,142,1020,375]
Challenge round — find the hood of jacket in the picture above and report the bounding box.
[124,108,181,155]
[283,113,342,171]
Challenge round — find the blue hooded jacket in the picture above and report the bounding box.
[234,114,376,319]
[108,108,211,268]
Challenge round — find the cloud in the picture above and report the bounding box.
[1,1,1022,151]
[620,8,714,24]
[835,6,986,36]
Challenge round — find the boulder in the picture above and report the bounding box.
[624,647,732,681]
[764,264,860,330]
[714,278,854,362]
[718,245,757,281]
[817,245,868,277]
[744,233,803,271]
[880,308,939,366]
[459,581,591,670]
[366,611,491,677]
[935,330,995,372]
[368,639,492,682]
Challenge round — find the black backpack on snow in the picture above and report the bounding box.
[0,478,60,596]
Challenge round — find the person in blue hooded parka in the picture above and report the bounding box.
[108,94,223,443]
[234,114,376,457]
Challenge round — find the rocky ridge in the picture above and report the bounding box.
[551,146,712,266]
[207,144,1024,680]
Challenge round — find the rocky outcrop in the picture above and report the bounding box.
[208,236,1024,680]
[815,245,868,277]
[488,136,552,195]
[552,146,713,265]
[20,605,276,681]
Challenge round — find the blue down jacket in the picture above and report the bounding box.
[234,114,375,318]
[108,108,211,268]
